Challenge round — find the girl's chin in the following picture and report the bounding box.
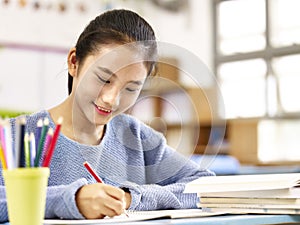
[94,114,114,125]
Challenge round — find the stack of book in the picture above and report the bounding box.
[184,173,300,214]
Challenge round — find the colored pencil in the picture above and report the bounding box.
[29,132,36,167]
[24,132,30,167]
[0,116,61,169]
[42,117,63,167]
[0,143,7,169]
[0,124,7,168]
[14,118,21,168]
[83,161,103,183]
[34,118,49,167]
[35,119,43,155]
[17,117,26,167]
[41,128,53,163]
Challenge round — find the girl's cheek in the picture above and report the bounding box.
[119,94,138,108]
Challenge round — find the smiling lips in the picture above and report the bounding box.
[94,103,112,116]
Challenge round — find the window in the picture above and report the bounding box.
[218,0,266,55]
[270,0,300,47]
[218,59,267,118]
[213,0,300,119]
[258,120,300,162]
[272,54,300,113]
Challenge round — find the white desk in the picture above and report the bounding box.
[2,214,300,225]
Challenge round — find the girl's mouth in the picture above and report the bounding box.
[94,103,112,116]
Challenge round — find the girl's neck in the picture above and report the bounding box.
[48,98,105,145]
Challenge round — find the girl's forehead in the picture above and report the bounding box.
[90,45,148,73]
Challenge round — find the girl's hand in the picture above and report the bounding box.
[124,191,132,209]
[75,183,128,219]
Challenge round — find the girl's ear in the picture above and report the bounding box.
[67,47,78,77]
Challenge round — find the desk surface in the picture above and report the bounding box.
[160,214,300,225]
[3,214,300,225]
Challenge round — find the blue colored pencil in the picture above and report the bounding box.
[35,119,43,156]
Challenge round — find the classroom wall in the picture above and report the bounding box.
[0,0,213,112]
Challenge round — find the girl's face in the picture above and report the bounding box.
[71,45,148,126]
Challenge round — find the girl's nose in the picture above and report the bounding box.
[100,86,120,108]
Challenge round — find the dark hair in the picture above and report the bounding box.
[68,9,157,94]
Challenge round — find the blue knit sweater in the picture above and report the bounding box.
[0,110,214,222]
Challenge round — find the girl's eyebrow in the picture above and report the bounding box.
[97,66,144,86]
[97,66,114,76]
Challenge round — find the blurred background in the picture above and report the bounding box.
[1,0,300,174]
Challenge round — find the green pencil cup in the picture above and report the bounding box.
[3,167,50,225]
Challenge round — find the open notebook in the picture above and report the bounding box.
[43,209,227,224]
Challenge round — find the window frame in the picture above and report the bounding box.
[212,0,300,119]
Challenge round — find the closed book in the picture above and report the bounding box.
[184,173,300,194]
[199,196,300,205]
[197,187,300,198]
[202,207,300,215]
[198,203,300,209]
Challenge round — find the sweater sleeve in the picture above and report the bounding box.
[121,165,214,211]
[45,178,88,219]
[0,186,9,223]
[0,178,88,222]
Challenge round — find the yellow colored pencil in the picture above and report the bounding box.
[24,132,30,167]
[0,144,7,169]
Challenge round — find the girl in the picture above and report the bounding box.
[0,9,213,221]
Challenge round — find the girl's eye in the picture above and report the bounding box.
[126,88,139,92]
[98,76,110,84]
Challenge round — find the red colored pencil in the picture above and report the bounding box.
[42,117,63,167]
[83,161,103,183]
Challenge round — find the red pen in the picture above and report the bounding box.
[83,161,129,217]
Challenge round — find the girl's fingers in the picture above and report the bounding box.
[102,194,125,215]
[105,185,126,200]
[101,204,123,218]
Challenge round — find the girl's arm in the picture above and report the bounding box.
[0,186,9,222]
[116,116,215,211]
[45,178,87,219]
[121,164,214,211]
